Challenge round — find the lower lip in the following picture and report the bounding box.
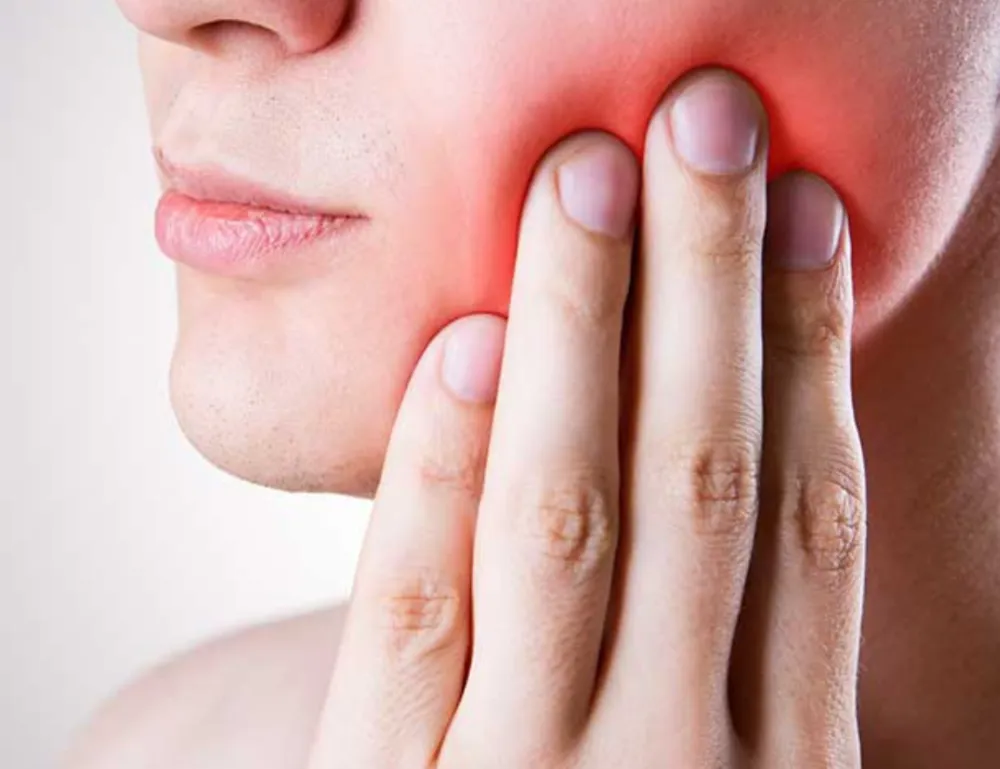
[155,191,364,277]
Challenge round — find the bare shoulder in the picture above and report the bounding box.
[61,604,348,769]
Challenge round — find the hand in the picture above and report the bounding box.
[308,67,866,768]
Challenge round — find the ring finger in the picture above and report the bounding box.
[730,173,866,766]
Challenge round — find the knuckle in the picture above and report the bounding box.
[549,277,623,330]
[702,232,762,279]
[771,303,851,360]
[765,268,853,360]
[373,570,465,661]
[688,189,765,270]
[791,463,866,575]
[516,467,619,579]
[670,438,761,542]
[693,180,761,229]
[415,438,485,500]
[535,242,631,330]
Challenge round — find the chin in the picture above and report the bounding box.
[168,334,391,500]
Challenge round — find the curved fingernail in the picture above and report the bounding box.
[668,70,763,175]
[441,315,507,404]
[765,173,845,271]
[556,139,640,239]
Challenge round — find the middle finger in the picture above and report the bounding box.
[595,69,769,760]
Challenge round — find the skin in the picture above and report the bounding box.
[67,0,1000,767]
[121,0,1000,496]
[72,66,877,766]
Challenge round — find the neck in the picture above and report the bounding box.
[854,136,1000,766]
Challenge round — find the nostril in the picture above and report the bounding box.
[185,20,270,56]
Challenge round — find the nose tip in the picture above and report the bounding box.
[119,0,352,56]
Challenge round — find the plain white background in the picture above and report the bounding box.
[1,3,370,767]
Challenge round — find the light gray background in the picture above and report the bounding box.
[1,3,370,767]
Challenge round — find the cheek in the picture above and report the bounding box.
[385,0,1000,342]
[162,0,999,497]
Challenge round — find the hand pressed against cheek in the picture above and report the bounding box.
[130,0,1000,495]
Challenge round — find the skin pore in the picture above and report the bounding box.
[84,0,1000,766]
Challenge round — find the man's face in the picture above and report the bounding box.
[118,0,1000,496]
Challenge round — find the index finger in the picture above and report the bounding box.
[447,133,638,760]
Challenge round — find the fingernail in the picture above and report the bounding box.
[557,140,639,239]
[765,173,844,271]
[669,71,762,175]
[441,315,506,404]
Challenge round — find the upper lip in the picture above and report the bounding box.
[154,148,366,219]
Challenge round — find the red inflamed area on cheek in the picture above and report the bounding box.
[401,0,995,345]
[136,0,1000,499]
[445,62,880,320]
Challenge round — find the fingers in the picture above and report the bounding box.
[733,174,866,767]
[309,315,505,769]
[446,134,639,761]
[595,68,769,758]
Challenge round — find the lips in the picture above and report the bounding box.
[153,150,368,278]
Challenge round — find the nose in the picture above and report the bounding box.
[119,0,352,56]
